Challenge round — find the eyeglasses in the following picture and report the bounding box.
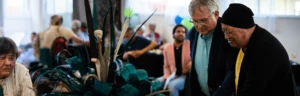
[190,12,215,25]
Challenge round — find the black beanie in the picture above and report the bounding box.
[222,3,255,29]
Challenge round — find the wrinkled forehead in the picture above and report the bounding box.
[191,6,211,20]
[197,6,210,13]
[149,24,156,27]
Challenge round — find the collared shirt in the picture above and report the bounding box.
[174,45,183,76]
[76,30,90,42]
[195,30,214,96]
[235,48,245,93]
[74,30,89,45]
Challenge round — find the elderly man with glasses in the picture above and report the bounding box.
[184,0,233,96]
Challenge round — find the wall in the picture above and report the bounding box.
[73,0,87,23]
[132,14,175,43]
[259,17,300,63]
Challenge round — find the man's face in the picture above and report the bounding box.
[81,27,87,32]
[31,34,36,42]
[173,26,186,43]
[222,24,247,48]
[124,31,134,40]
[136,29,144,36]
[148,24,156,32]
[0,53,16,79]
[191,6,218,35]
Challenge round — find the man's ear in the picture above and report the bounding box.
[214,10,219,18]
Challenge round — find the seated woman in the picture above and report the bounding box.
[0,37,35,96]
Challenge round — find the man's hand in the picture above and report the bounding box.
[159,46,164,51]
[187,62,192,69]
[159,44,166,51]
[183,61,192,74]
[131,50,144,58]
[84,41,90,46]
[123,51,134,60]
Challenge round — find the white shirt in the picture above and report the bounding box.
[40,26,76,48]
[0,63,35,96]
[76,30,89,42]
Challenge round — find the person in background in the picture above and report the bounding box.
[76,22,89,43]
[32,31,46,60]
[134,24,148,37]
[215,3,299,96]
[17,32,37,68]
[30,32,36,43]
[71,20,81,34]
[0,37,35,96]
[184,0,232,96]
[19,32,36,52]
[70,20,81,45]
[147,24,162,45]
[122,27,157,60]
[159,25,191,96]
[32,15,87,60]
[27,32,36,49]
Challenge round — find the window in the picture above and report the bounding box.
[126,0,300,16]
[5,0,29,17]
[125,0,191,14]
[296,1,300,15]
[46,0,73,14]
[221,0,300,16]
[3,0,31,46]
[43,0,73,29]
[3,0,73,46]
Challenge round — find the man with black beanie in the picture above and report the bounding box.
[215,3,299,96]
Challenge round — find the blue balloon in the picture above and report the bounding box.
[174,15,183,25]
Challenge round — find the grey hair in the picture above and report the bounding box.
[189,0,219,15]
[134,24,146,32]
[72,20,81,31]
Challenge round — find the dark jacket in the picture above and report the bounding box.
[184,18,232,96]
[215,25,299,96]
